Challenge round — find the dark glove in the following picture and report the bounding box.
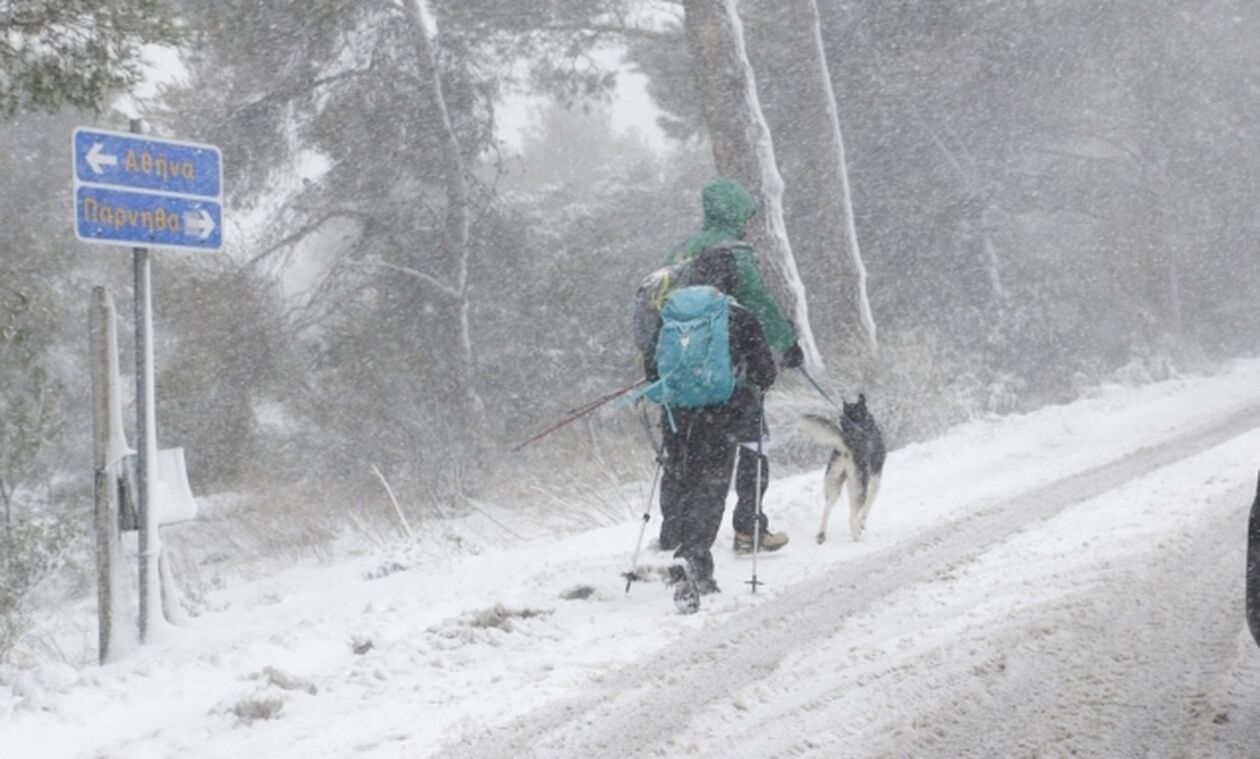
[781,343,804,369]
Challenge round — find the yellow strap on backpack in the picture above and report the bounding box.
[650,270,673,311]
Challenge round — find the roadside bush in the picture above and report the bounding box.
[0,516,77,663]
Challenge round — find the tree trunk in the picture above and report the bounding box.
[747,0,877,375]
[683,0,823,370]
[401,1,485,442]
[1,480,11,539]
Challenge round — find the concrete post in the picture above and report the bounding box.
[90,287,135,663]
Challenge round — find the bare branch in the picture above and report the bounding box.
[230,66,377,118]
[354,259,460,300]
[284,265,368,333]
[247,212,349,268]
[536,22,680,43]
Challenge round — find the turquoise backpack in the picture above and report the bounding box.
[633,285,736,417]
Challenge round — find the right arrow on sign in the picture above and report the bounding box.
[183,209,215,241]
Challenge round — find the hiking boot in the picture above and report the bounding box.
[733,529,789,555]
[695,575,720,596]
[669,562,700,614]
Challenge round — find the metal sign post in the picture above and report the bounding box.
[73,119,223,643]
[133,197,157,640]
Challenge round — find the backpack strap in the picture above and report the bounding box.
[650,269,676,311]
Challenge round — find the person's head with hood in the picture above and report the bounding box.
[700,177,757,241]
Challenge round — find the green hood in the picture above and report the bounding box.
[700,177,756,239]
[664,177,799,354]
[669,178,757,262]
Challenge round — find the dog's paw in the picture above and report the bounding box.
[815,532,827,544]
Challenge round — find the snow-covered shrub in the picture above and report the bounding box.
[1112,348,1179,387]
[0,516,77,663]
[950,371,1027,418]
[251,665,317,695]
[228,695,284,725]
[860,328,977,445]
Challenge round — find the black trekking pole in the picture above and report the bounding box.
[1246,470,1260,648]
[623,460,662,593]
[623,407,664,593]
[797,365,843,412]
[746,393,766,593]
[510,379,647,453]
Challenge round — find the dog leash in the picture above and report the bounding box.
[797,366,843,412]
[798,366,873,433]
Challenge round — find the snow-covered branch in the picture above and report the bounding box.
[354,258,460,300]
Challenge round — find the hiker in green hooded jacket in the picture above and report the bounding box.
[660,177,802,555]
[666,178,802,362]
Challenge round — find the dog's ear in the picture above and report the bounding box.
[857,393,867,407]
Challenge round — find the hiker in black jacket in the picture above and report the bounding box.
[642,248,777,598]
[665,179,799,555]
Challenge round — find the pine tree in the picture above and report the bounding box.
[0,0,179,118]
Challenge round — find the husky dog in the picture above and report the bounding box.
[797,394,886,543]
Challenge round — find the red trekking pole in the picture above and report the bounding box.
[510,379,647,453]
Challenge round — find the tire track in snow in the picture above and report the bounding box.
[435,405,1260,759]
[748,478,1252,758]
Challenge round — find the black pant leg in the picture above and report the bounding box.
[732,446,769,535]
[727,386,770,535]
[673,411,737,580]
[657,412,690,550]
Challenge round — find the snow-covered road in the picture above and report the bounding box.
[4,358,1260,758]
[677,431,1260,759]
[440,391,1260,758]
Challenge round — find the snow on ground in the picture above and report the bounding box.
[3,357,1260,758]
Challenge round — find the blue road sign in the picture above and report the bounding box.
[75,186,222,251]
[73,128,221,198]
[73,127,223,251]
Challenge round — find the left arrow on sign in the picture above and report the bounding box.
[86,143,118,174]
[183,209,216,241]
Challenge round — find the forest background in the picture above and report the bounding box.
[3,1,1259,661]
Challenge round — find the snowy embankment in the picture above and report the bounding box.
[4,358,1260,758]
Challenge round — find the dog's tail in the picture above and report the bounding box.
[797,414,846,450]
